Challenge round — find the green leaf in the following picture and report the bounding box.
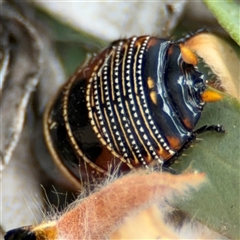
[204,0,240,45]
[173,94,240,239]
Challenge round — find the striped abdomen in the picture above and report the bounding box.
[44,35,222,186]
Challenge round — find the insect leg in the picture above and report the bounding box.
[194,124,225,135]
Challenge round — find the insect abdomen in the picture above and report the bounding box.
[44,35,222,185]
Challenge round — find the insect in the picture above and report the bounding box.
[43,34,225,188]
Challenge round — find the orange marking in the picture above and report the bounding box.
[34,221,57,240]
[182,118,194,131]
[147,77,155,89]
[165,136,181,149]
[168,45,174,55]
[156,148,170,161]
[147,38,159,48]
[150,91,158,105]
[201,90,223,102]
[179,44,198,66]
[95,146,117,170]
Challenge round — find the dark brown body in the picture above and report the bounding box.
[43,35,223,186]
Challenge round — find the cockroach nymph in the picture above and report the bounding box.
[43,34,225,186]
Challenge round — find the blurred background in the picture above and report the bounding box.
[1,1,239,239]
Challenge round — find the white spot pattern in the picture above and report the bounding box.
[87,36,176,169]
